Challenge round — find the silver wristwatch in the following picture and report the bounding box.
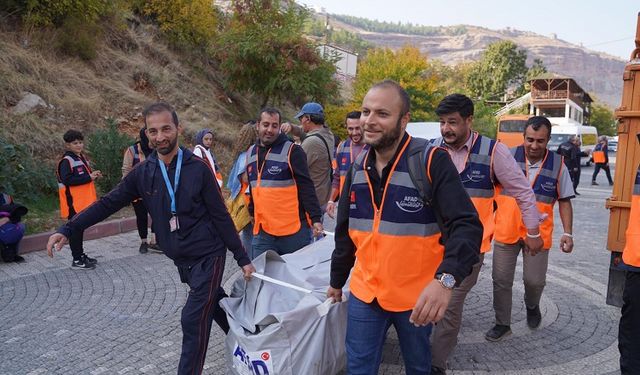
[436,273,456,290]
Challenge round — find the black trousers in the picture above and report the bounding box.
[592,163,613,184]
[568,168,581,191]
[132,200,148,240]
[619,271,640,374]
[176,255,229,375]
[68,210,84,260]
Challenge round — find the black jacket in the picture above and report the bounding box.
[58,147,250,267]
[330,134,482,289]
[247,133,323,224]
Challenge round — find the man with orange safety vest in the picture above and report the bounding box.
[56,129,101,269]
[247,107,324,258]
[592,135,614,186]
[328,80,483,374]
[618,132,640,374]
[326,111,369,219]
[429,94,544,374]
[487,116,575,342]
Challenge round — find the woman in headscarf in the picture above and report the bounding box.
[226,121,257,257]
[193,129,223,187]
[121,127,158,253]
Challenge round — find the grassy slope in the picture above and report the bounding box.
[0,18,257,233]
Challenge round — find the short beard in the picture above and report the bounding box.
[368,118,403,152]
[157,137,178,155]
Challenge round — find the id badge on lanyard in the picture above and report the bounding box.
[159,149,183,232]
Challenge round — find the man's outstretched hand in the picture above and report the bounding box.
[46,233,68,258]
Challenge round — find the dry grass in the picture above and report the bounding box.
[0,19,259,171]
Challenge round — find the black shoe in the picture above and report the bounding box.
[431,366,447,375]
[609,182,614,186]
[81,253,98,265]
[591,181,599,186]
[574,191,580,196]
[526,306,542,329]
[148,243,163,253]
[72,257,96,269]
[139,243,148,254]
[485,324,512,341]
[13,255,25,263]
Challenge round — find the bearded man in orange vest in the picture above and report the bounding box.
[56,129,102,269]
[618,132,640,374]
[326,111,369,219]
[247,107,324,258]
[328,80,483,375]
[487,116,575,342]
[429,94,544,374]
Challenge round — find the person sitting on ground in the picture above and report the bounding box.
[193,129,223,188]
[0,192,28,263]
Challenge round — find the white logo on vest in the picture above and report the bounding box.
[540,181,557,193]
[395,195,424,213]
[267,165,282,175]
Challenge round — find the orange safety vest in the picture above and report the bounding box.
[622,167,640,267]
[348,136,444,312]
[494,146,562,249]
[57,154,98,219]
[194,144,224,187]
[335,139,369,197]
[247,140,304,236]
[432,133,497,253]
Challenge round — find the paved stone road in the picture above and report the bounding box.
[0,164,624,374]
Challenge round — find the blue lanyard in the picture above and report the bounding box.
[158,148,183,214]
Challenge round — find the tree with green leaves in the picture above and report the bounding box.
[351,46,440,121]
[216,0,339,107]
[589,103,616,136]
[466,40,528,101]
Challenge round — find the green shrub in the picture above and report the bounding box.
[56,15,100,61]
[86,118,133,194]
[0,137,57,203]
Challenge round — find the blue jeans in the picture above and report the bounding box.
[346,295,433,375]
[251,225,310,259]
[240,223,254,259]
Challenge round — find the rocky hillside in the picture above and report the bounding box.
[331,19,627,108]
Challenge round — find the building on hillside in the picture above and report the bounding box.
[318,44,358,81]
[528,73,593,126]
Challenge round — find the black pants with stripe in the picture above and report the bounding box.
[620,271,640,374]
[177,255,229,375]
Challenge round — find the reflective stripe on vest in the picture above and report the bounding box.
[336,139,369,195]
[348,136,444,312]
[57,155,97,219]
[247,141,302,236]
[623,167,640,267]
[494,147,561,248]
[194,145,223,187]
[432,133,497,252]
[1,193,12,205]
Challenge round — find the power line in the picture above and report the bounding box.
[585,36,634,48]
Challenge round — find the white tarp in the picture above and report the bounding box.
[221,237,350,375]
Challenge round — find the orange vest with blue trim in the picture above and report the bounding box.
[247,140,303,236]
[432,133,497,252]
[56,154,98,219]
[335,139,369,196]
[623,167,640,267]
[494,146,562,249]
[348,136,444,312]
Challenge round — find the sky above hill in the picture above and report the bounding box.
[300,0,638,60]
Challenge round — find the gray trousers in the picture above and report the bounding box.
[492,241,549,326]
[430,254,484,370]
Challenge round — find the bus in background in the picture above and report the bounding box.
[497,114,530,147]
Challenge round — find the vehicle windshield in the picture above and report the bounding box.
[548,133,573,150]
[499,120,527,133]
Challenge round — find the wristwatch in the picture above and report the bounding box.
[435,273,456,290]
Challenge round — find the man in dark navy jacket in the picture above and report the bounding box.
[47,102,255,375]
